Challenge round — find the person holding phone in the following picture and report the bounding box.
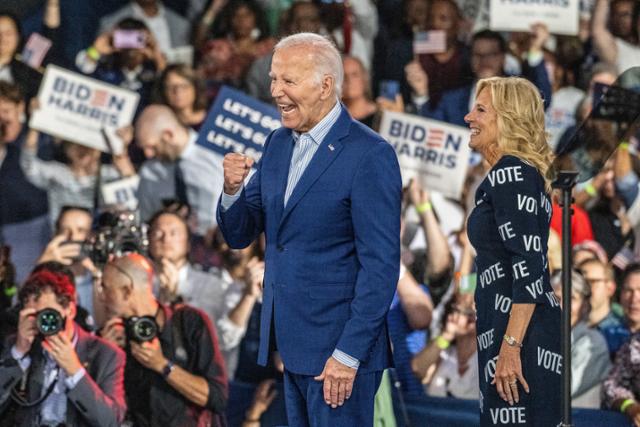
[0,266,126,427]
[75,18,166,111]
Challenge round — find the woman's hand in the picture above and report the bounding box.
[492,343,530,405]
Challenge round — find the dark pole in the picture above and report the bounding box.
[552,171,578,427]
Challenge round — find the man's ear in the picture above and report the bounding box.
[320,74,335,100]
[606,279,617,297]
[67,301,77,321]
[161,128,174,147]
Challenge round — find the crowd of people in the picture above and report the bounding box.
[0,0,640,425]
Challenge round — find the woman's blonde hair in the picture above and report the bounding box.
[476,76,555,192]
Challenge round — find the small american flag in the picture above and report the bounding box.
[426,128,445,148]
[21,33,51,69]
[91,89,109,107]
[413,30,447,55]
[612,246,635,270]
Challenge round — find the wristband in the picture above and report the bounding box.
[584,183,597,197]
[620,142,630,150]
[3,285,16,297]
[620,398,636,413]
[161,360,175,380]
[435,335,450,350]
[416,201,432,214]
[86,46,101,61]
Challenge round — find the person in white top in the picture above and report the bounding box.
[411,291,479,400]
[592,0,640,74]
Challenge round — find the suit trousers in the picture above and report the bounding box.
[283,369,383,427]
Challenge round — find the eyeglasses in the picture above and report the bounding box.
[584,277,608,286]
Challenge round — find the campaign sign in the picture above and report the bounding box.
[379,111,471,200]
[101,175,140,211]
[489,0,579,36]
[30,65,140,154]
[196,86,281,162]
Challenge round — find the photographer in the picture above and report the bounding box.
[0,266,126,426]
[99,253,228,426]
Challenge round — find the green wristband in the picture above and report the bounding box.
[435,335,450,350]
[584,183,597,196]
[416,201,432,214]
[620,398,636,413]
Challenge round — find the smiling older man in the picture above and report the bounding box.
[217,33,402,426]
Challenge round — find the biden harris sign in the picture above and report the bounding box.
[489,0,579,36]
[380,111,471,200]
[196,86,281,162]
[29,66,139,154]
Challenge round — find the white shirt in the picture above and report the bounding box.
[615,38,640,75]
[138,130,225,235]
[545,86,585,150]
[426,346,479,399]
[131,3,172,54]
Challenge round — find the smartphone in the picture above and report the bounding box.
[60,240,89,263]
[113,30,147,49]
[379,80,400,101]
[413,30,447,55]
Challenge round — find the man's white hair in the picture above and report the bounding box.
[274,32,344,99]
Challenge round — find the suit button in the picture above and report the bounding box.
[277,245,284,252]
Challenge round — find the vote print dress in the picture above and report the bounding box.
[467,155,562,426]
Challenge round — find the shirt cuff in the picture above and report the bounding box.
[332,349,360,370]
[64,367,86,390]
[10,346,31,372]
[220,188,243,211]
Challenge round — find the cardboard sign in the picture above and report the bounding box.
[101,175,140,210]
[196,85,281,162]
[489,0,580,36]
[379,111,471,200]
[30,65,140,154]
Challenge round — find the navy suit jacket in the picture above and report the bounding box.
[420,61,553,127]
[217,108,402,376]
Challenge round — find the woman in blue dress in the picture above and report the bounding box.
[465,77,562,426]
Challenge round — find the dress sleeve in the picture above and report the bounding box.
[488,157,550,304]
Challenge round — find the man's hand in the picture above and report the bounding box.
[131,337,168,373]
[624,402,640,427]
[244,256,265,296]
[314,357,357,408]
[38,234,81,265]
[15,307,38,354]
[158,258,180,303]
[100,317,126,348]
[223,153,254,195]
[43,333,83,376]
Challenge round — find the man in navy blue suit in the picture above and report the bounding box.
[217,33,402,426]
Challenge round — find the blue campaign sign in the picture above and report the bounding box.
[196,86,281,162]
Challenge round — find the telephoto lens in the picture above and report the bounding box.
[125,316,159,343]
[36,308,64,336]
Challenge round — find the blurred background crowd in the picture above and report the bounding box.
[0,0,640,425]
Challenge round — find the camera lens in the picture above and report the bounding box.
[36,308,64,336]
[126,316,158,342]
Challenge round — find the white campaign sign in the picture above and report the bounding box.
[101,175,140,210]
[489,0,579,36]
[379,111,471,200]
[30,65,140,154]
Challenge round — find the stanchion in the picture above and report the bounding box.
[552,171,578,427]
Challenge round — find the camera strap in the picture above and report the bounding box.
[10,366,59,408]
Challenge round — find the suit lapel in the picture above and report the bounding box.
[278,109,351,228]
[272,130,295,227]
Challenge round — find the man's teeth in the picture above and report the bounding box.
[471,128,480,136]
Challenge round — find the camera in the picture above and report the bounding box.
[36,308,64,336]
[125,316,158,343]
[86,210,149,268]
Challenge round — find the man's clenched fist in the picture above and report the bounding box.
[223,153,254,195]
